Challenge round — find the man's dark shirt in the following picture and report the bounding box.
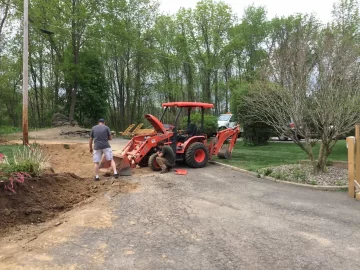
[90,124,111,150]
[161,145,175,164]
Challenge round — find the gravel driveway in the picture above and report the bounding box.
[1,164,359,270]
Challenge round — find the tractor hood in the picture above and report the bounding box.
[145,114,167,134]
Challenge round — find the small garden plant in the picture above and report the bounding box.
[0,144,50,193]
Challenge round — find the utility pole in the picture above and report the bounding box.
[22,0,29,145]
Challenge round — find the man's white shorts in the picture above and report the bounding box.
[93,148,113,163]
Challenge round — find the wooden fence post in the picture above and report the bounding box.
[347,136,356,198]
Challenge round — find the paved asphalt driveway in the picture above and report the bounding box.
[2,164,360,270]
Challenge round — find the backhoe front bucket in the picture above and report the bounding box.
[116,156,132,176]
[99,153,132,176]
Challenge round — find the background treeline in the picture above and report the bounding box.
[0,0,358,134]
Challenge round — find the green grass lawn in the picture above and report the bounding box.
[0,145,25,163]
[214,140,348,171]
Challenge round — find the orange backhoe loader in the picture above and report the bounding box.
[100,102,240,175]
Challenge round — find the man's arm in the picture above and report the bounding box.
[107,127,112,140]
[157,147,165,157]
[89,128,94,153]
[89,137,93,153]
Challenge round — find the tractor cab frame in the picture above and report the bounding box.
[159,102,214,158]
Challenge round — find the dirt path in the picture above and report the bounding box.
[0,134,149,267]
[2,126,91,141]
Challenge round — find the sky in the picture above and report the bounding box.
[159,0,338,23]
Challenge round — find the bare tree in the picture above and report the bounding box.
[0,0,10,42]
[243,16,360,172]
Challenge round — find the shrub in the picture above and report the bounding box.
[241,123,273,146]
[0,126,21,135]
[292,168,307,183]
[11,144,50,176]
[180,112,217,136]
[264,168,273,176]
[0,144,50,193]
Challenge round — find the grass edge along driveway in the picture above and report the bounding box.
[214,140,348,171]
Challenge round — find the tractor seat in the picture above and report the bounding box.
[177,123,198,142]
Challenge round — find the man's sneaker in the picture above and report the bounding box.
[160,170,168,174]
[94,176,100,181]
[114,173,119,179]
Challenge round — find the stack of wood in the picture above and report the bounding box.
[119,124,135,136]
[52,113,78,127]
[60,130,91,138]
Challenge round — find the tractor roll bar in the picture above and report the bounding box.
[160,106,168,122]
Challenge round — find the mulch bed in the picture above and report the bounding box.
[258,164,347,186]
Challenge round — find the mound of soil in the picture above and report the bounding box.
[43,143,94,177]
[43,143,154,177]
[0,173,136,238]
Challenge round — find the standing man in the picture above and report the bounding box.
[89,118,118,181]
[156,141,175,174]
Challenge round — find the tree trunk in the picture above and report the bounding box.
[205,68,211,103]
[0,0,10,37]
[39,50,44,127]
[224,67,230,113]
[29,55,41,127]
[185,63,194,101]
[131,57,141,124]
[214,70,218,115]
[69,0,79,124]
[316,142,331,172]
[125,50,131,127]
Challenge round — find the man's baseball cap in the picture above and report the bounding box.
[98,118,105,123]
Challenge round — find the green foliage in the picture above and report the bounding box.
[0,144,50,176]
[292,168,307,183]
[1,0,359,151]
[0,126,21,135]
[309,180,317,185]
[180,112,217,136]
[76,50,109,127]
[241,123,273,146]
[263,168,273,176]
[231,81,274,145]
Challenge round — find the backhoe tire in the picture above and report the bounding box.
[185,142,209,168]
[138,156,149,167]
[148,153,161,171]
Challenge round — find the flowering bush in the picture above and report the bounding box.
[4,172,31,193]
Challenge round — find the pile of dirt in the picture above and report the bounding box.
[42,143,154,178]
[0,173,137,238]
[43,143,94,177]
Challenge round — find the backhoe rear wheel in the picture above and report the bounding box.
[148,153,161,171]
[185,142,209,168]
